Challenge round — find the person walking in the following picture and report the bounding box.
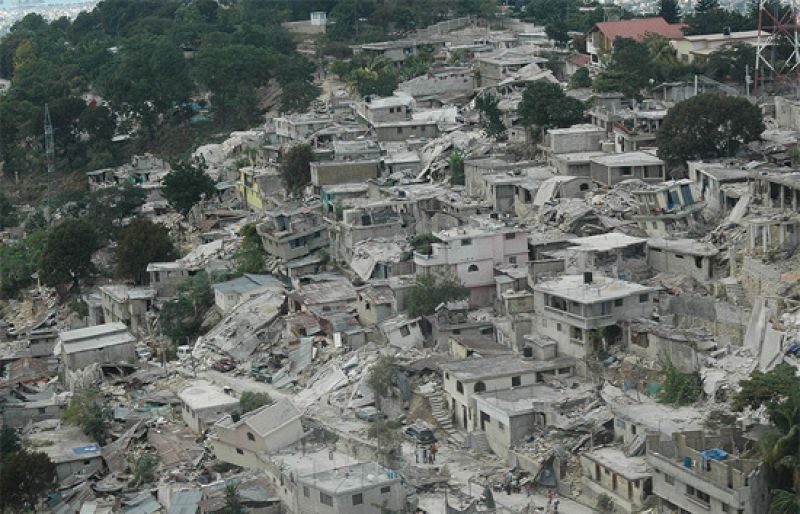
[428,442,438,463]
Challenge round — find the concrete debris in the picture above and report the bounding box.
[8,15,800,514]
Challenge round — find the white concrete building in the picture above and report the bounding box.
[441,354,576,432]
[178,381,240,434]
[414,218,529,307]
[532,274,656,359]
[212,399,305,469]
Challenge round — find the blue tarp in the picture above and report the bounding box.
[700,448,729,461]
[72,444,99,455]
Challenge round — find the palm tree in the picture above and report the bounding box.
[644,34,678,66]
[760,393,800,512]
[771,488,800,514]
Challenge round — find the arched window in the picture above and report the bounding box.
[468,264,479,272]
[474,381,486,393]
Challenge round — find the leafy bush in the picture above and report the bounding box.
[240,391,272,413]
[658,357,701,406]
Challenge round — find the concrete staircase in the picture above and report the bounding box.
[425,388,465,447]
[722,278,749,307]
[470,430,491,455]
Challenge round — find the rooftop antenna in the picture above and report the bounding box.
[44,103,55,175]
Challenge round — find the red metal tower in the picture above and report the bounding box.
[755,0,800,94]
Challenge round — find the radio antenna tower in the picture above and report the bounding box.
[755,0,800,95]
[44,103,55,174]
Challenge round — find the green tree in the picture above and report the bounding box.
[100,35,192,138]
[280,144,314,194]
[519,81,585,134]
[569,67,592,89]
[593,38,653,98]
[545,20,570,47]
[366,355,396,408]
[193,44,272,125]
[159,272,213,343]
[280,80,321,113]
[705,43,756,83]
[240,391,272,413]
[134,453,158,484]
[39,218,99,294]
[162,159,216,215]
[656,93,764,166]
[63,389,109,443]
[408,274,469,317]
[0,229,47,298]
[235,223,265,274]
[219,483,246,514]
[771,488,800,514]
[0,192,17,230]
[645,34,678,66]
[732,364,800,512]
[410,233,441,255]
[0,449,56,512]
[366,419,403,466]
[659,0,682,23]
[78,104,116,142]
[116,219,176,284]
[658,357,701,406]
[694,0,720,13]
[731,363,800,413]
[474,92,506,138]
[0,426,20,461]
[449,150,465,185]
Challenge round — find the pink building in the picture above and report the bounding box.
[414,218,528,307]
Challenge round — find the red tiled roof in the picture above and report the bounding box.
[593,17,686,42]
[568,53,591,67]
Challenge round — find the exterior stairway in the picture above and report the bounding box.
[470,430,491,455]
[425,388,465,447]
[721,278,748,307]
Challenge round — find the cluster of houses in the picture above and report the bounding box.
[3,10,800,514]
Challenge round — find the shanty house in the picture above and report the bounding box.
[178,381,240,434]
[212,399,305,469]
[57,322,136,377]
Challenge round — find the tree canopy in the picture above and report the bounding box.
[732,364,800,512]
[280,144,314,194]
[659,0,682,23]
[656,93,764,166]
[39,218,100,294]
[474,92,506,138]
[408,274,469,317]
[115,219,176,284]
[235,223,265,274]
[518,81,585,131]
[240,391,272,413]
[63,389,110,443]
[0,449,56,512]
[162,159,216,215]
[0,0,323,179]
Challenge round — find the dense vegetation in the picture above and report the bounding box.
[732,364,800,513]
[0,182,145,298]
[656,93,764,166]
[0,426,56,513]
[0,0,321,179]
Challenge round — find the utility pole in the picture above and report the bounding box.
[44,103,55,175]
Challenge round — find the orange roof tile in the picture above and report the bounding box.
[593,17,686,42]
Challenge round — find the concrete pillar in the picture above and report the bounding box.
[763,225,769,254]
